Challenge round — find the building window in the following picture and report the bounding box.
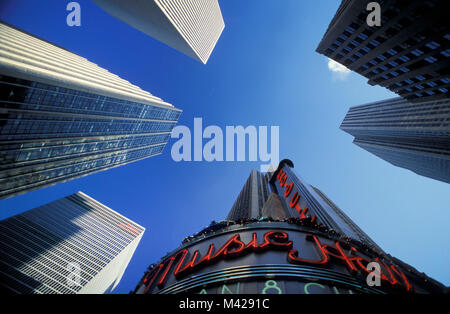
[387,49,398,55]
[339,34,348,41]
[411,49,424,56]
[424,56,438,63]
[399,55,410,62]
[345,26,356,34]
[388,60,399,67]
[425,41,440,50]
[440,49,450,57]
[358,33,368,40]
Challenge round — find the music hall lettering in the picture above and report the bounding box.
[142,230,412,293]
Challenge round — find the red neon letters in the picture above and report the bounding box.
[143,230,412,292]
[277,169,316,221]
[144,231,292,289]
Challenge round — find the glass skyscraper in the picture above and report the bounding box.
[341,97,449,183]
[0,192,145,294]
[133,160,446,294]
[0,22,182,200]
[93,0,225,64]
[316,0,449,103]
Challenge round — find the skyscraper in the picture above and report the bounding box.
[0,22,182,200]
[341,97,450,183]
[93,0,225,64]
[227,169,270,221]
[0,192,145,294]
[133,160,446,294]
[316,0,449,103]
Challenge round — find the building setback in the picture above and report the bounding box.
[93,0,225,64]
[133,160,446,294]
[0,192,145,294]
[0,22,182,200]
[316,0,449,103]
[341,97,450,183]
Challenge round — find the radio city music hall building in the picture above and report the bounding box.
[133,160,446,294]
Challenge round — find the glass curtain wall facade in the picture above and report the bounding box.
[0,192,145,294]
[0,22,182,200]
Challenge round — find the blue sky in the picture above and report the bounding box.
[0,0,449,293]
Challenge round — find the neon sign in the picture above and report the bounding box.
[142,230,412,293]
[276,169,313,220]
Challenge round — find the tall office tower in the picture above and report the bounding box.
[316,0,450,103]
[93,0,225,64]
[0,192,145,294]
[133,160,446,294]
[341,97,450,184]
[227,170,270,221]
[0,22,182,200]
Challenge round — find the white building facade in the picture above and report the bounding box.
[93,0,225,64]
[0,192,145,294]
